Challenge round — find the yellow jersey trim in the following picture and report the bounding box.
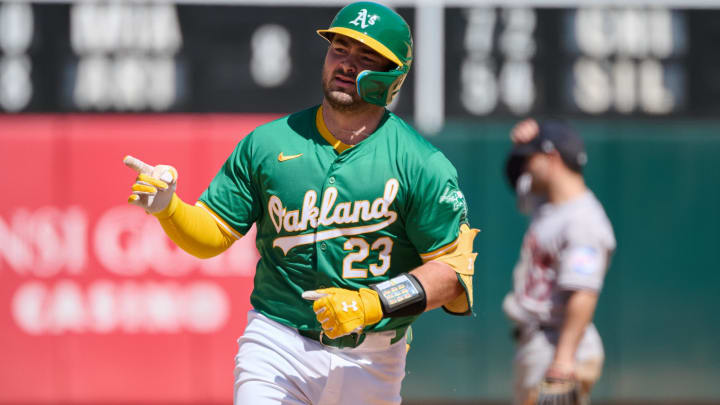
[316,106,353,154]
[419,237,460,262]
[195,201,243,241]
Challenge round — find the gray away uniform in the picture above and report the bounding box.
[503,191,616,405]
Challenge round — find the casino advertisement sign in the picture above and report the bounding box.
[0,114,278,403]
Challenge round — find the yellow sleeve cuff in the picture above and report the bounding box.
[153,192,181,219]
[153,194,239,258]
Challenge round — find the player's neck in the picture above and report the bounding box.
[547,172,587,204]
[321,99,386,145]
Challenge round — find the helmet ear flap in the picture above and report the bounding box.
[356,68,407,106]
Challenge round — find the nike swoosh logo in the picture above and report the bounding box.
[278,152,303,162]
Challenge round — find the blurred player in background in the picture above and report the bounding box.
[123,2,478,404]
[502,119,616,405]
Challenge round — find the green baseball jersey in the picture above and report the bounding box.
[199,105,469,333]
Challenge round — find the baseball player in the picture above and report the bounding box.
[123,2,478,405]
[502,119,616,405]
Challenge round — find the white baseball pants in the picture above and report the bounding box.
[234,310,407,405]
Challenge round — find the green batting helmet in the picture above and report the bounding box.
[317,1,413,107]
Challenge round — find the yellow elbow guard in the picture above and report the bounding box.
[433,224,479,315]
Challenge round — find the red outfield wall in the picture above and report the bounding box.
[0,114,281,404]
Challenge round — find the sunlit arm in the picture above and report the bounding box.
[553,290,599,370]
[411,261,465,311]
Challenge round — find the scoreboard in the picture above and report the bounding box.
[446,7,691,117]
[0,1,718,122]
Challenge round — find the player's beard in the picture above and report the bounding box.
[322,69,365,112]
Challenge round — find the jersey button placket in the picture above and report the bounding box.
[317,166,337,271]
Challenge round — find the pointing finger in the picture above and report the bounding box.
[124,155,154,175]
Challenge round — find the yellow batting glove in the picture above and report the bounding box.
[123,155,178,215]
[302,288,383,339]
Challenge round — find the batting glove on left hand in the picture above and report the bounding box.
[123,155,178,215]
[302,288,383,339]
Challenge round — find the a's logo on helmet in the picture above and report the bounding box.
[349,8,379,29]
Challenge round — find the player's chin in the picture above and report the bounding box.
[328,90,354,104]
[325,90,362,110]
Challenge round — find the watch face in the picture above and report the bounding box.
[376,274,421,309]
